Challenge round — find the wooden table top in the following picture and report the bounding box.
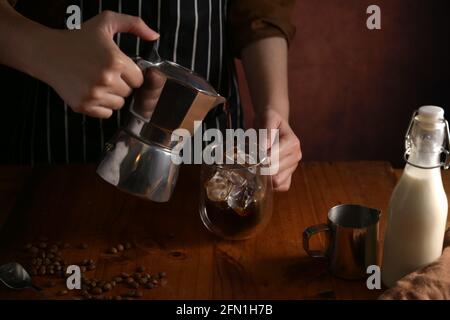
[0,162,448,300]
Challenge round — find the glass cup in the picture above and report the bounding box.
[199,149,273,240]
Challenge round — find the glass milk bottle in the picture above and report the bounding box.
[382,106,450,288]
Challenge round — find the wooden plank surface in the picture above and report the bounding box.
[0,162,433,300]
[0,166,32,230]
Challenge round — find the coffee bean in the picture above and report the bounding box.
[114,276,123,283]
[80,266,87,273]
[138,278,148,285]
[160,279,168,286]
[124,242,132,249]
[39,266,46,275]
[81,290,89,296]
[87,264,96,271]
[126,277,134,284]
[133,272,141,280]
[114,296,122,300]
[121,272,130,278]
[55,265,62,271]
[38,242,47,249]
[47,253,55,259]
[108,247,118,254]
[79,243,88,249]
[158,272,167,278]
[145,283,154,289]
[88,259,94,265]
[29,246,39,256]
[103,283,112,291]
[49,269,55,275]
[90,281,97,288]
[125,290,136,297]
[81,259,89,266]
[44,258,51,265]
[117,244,124,252]
[91,287,102,295]
[58,290,68,296]
[49,245,58,253]
[130,282,140,289]
[24,243,32,251]
[136,266,146,273]
[143,273,151,279]
[111,281,116,287]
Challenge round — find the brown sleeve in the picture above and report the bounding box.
[229,0,297,58]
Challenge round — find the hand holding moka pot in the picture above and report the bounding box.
[96,41,226,202]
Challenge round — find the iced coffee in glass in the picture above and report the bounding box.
[199,147,273,240]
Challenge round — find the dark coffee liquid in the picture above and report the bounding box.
[203,199,263,238]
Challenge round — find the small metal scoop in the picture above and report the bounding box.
[0,262,41,291]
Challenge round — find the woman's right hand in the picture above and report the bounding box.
[42,11,159,118]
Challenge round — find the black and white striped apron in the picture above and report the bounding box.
[15,0,243,165]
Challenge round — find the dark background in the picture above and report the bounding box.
[1,0,449,167]
[238,0,450,167]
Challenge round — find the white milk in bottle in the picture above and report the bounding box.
[382,106,449,288]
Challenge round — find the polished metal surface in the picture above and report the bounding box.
[97,46,225,202]
[97,129,180,203]
[0,262,41,291]
[303,204,381,280]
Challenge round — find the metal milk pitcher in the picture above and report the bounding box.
[96,42,226,202]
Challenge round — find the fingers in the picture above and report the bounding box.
[121,55,145,89]
[111,77,133,97]
[98,93,125,110]
[270,151,299,191]
[259,112,301,192]
[83,106,113,119]
[273,174,293,192]
[101,11,160,41]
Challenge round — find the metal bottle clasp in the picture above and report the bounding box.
[404,110,450,170]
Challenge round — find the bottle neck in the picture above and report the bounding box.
[406,117,445,169]
[407,149,441,168]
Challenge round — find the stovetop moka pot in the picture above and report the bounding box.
[96,42,226,202]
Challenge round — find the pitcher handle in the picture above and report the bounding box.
[302,224,330,259]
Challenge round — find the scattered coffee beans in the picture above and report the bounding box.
[108,247,118,254]
[21,239,168,300]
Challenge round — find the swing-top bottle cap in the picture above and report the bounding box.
[418,105,444,122]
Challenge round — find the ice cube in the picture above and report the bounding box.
[205,171,232,202]
[227,184,253,216]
